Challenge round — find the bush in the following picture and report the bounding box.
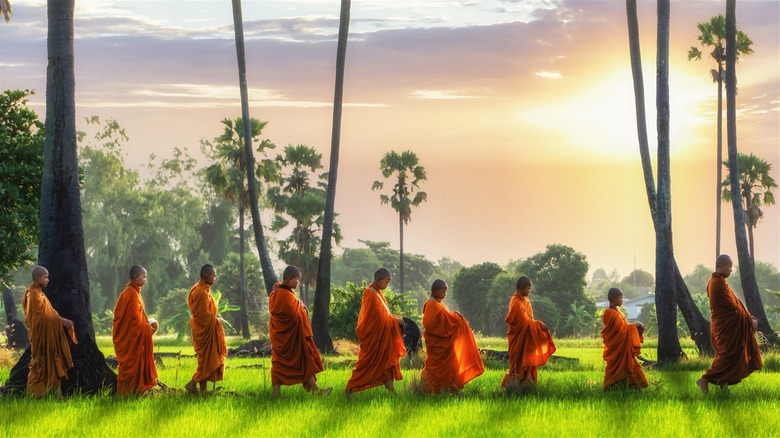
[329,281,418,342]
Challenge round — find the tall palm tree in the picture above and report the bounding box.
[724,1,777,344]
[230,0,278,294]
[313,0,351,353]
[4,0,117,396]
[626,0,712,359]
[688,14,753,259]
[722,153,776,264]
[372,150,428,296]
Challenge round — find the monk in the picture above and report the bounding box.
[601,287,648,390]
[184,264,227,396]
[420,279,484,394]
[22,266,76,398]
[112,265,159,396]
[269,265,331,398]
[344,268,407,395]
[501,276,556,390]
[696,254,763,394]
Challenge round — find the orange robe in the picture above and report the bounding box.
[345,284,406,392]
[702,272,763,385]
[269,283,324,386]
[112,281,158,395]
[601,307,648,389]
[420,298,484,393]
[188,280,227,383]
[22,285,75,397]
[501,292,556,387]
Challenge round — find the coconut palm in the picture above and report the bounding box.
[313,0,351,353]
[688,14,753,259]
[722,153,776,264]
[372,150,428,296]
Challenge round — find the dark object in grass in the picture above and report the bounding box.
[480,349,579,365]
[403,317,422,355]
[637,355,658,367]
[228,339,272,357]
[3,287,30,350]
[105,354,164,369]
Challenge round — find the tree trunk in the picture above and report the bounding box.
[230,0,278,296]
[715,68,723,258]
[3,287,29,350]
[724,0,777,344]
[3,0,117,396]
[238,202,250,339]
[313,0,351,354]
[399,210,405,295]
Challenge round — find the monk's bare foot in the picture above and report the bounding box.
[344,388,353,398]
[184,380,199,396]
[696,378,709,394]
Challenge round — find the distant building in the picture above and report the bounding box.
[596,294,655,322]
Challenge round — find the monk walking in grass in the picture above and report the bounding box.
[269,265,331,398]
[601,287,648,390]
[696,254,763,394]
[112,265,159,396]
[420,279,484,394]
[501,276,555,390]
[345,268,407,395]
[22,266,76,398]
[184,264,227,396]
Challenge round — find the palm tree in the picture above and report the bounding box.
[313,0,351,353]
[1,0,11,23]
[372,150,428,296]
[688,14,753,259]
[722,153,776,264]
[3,0,117,396]
[724,1,777,344]
[229,0,278,294]
[204,117,275,338]
[625,0,713,359]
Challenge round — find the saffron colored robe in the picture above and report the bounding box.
[269,284,324,386]
[501,292,556,387]
[601,307,648,389]
[188,280,227,383]
[345,284,406,392]
[22,285,75,397]
[701,272,763,385]
[420,298,484,393]
[113,281,158,395]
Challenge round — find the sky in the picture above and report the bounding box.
[1,0,778,280]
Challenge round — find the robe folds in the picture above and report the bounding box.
[501,292,556,387]
[22,285,75,397]
[269,284,324,386]
[702,273,763,385]
[420,298,484,393]
[345,284,407,392]
[113,281,158,395]
[188,280,227,383]
[601,307,648,389]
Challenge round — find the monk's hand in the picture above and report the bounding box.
[61,317,74,330]
[751,316,758,332]
[636,322,645,337]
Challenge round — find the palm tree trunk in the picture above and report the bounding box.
[399,210,405,295]
[238,202,250,339]
[715,68,723,258]
[230,0,278,295]
[724,0,777,344]
[3,0,117,396]
[313,0,351,354]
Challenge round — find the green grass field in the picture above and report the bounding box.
[1,336,779,437]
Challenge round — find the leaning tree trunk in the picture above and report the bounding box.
[238,201,250,339]
[230,0,278,295]
[724,0,777,345]
[626,0,710,357]
[3,0,117,396]
[313,0,351,354]
[399,210,405,295]
[715,67,723,258]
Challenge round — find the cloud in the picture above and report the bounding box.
[535,70,562,79]
[410,89,482,99]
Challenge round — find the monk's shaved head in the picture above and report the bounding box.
[283,265,302,280]
[431,279,447,292]
[200,264,216,278]
[31,265,48,281]
[516,276,532,289]
[607,288,624,303]
[374,268,392,281]
[130,265,146,280]
[716,254,732,268]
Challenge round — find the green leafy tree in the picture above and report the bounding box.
[0,89,44,285]
[372,150,428,295]
[450,262,504,335]
[688,14,753,258]
[683,264,713,297]
[563,303,595,338]
[722,153,776,264]
[163,289,239,340]
[217,252,265,335]
[328,281,416,342]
